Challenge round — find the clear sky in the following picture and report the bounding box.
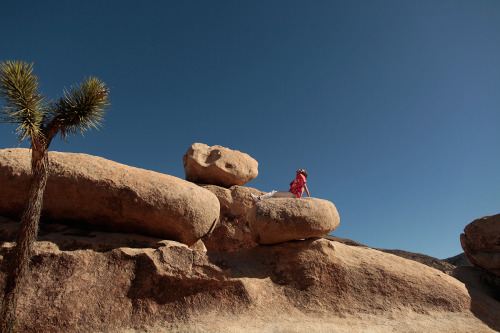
[1,0,499,259]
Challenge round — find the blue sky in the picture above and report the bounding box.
[1,0,499,259]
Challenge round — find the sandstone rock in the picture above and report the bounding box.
[452,266,500,302]
[1,218,166,252]
[444,252,473,267]
[183,143,258,187]
[460,214,500,276]
[323,235,460,275]
[249,197,340,244]
[201,185,263,252]
[0,148,220,245]
[376,248,457,274]
[322,234,369,248]
[1,220,499,333]
[189,239,208,252]
[0,216,18,241]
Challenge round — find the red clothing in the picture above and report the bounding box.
[289,174,307,198]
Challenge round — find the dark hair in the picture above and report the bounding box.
[301,169,308,178]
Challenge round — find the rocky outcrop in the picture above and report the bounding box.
[201,185,262,252]
[0,148,220,246]
[183,143,258,187]
[1,217,499,333]
[324,235,500,304]
[324,235,463,275]
[444,253,473,267]
[249,197,340,244]
[452,265,500,302]
[377,248,457,274]
[0,217,169,252]
[460,214,500,276]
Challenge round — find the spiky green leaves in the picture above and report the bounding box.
[0,61,46,142]
[50,77,110,139]
[0,60,110,144]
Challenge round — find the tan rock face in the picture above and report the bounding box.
[0,148,219,245]
[1,217,498,333]
[202,185,263,252]
[460,214,500,276]
[249,197,340,244]
[183,143,258,187]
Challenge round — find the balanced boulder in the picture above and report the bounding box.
[460,214,500,276]
[0,148,220,246]
[249,197,340,244]
[183,143,258,187]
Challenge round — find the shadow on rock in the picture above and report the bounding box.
[466,285,500,332]
[451,265,500,331]
[0,217,167,252]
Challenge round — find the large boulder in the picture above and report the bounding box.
[1,217,499,333]
[0,148,219,246]
[249,197,340,244]
[201,185,263,252]
[183,143,258,187]
[460,214,500,276]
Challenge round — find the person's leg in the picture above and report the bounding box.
[258,191,295,200]
[251,190,295,202]
[258,190,277,200]
[251,190,278,202]
[271,191,295,198]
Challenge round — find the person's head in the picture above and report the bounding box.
[296,169,308,178]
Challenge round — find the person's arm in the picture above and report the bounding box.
[303,183,310,197]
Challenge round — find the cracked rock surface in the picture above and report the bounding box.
[2,217,500,333]
[461,214,500,276]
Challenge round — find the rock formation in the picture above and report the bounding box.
[183,143,258,187]
[201,185,262,252]
[2,146,499,332]
[324,235,465,274]
[249,197,340,244]
[460,214,500,276]
[444,252,473,267]
[1,217,499,333]
[0,148,220,246]
[182,143,338,250]
[324,235,500,304]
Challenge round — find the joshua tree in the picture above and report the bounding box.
[0,60,110,333]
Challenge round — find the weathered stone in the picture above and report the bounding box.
[452,266,500,302]
[1,218,497,333]
[202,185,263,252]
[0,148,220,245]
[183,143,258,187]
[189,239,208,252]
[249,197,340,244]
[461,214,500,276]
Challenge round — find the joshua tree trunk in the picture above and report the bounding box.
[0,142,49,333]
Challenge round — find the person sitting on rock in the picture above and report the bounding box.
[251,169,310,201]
